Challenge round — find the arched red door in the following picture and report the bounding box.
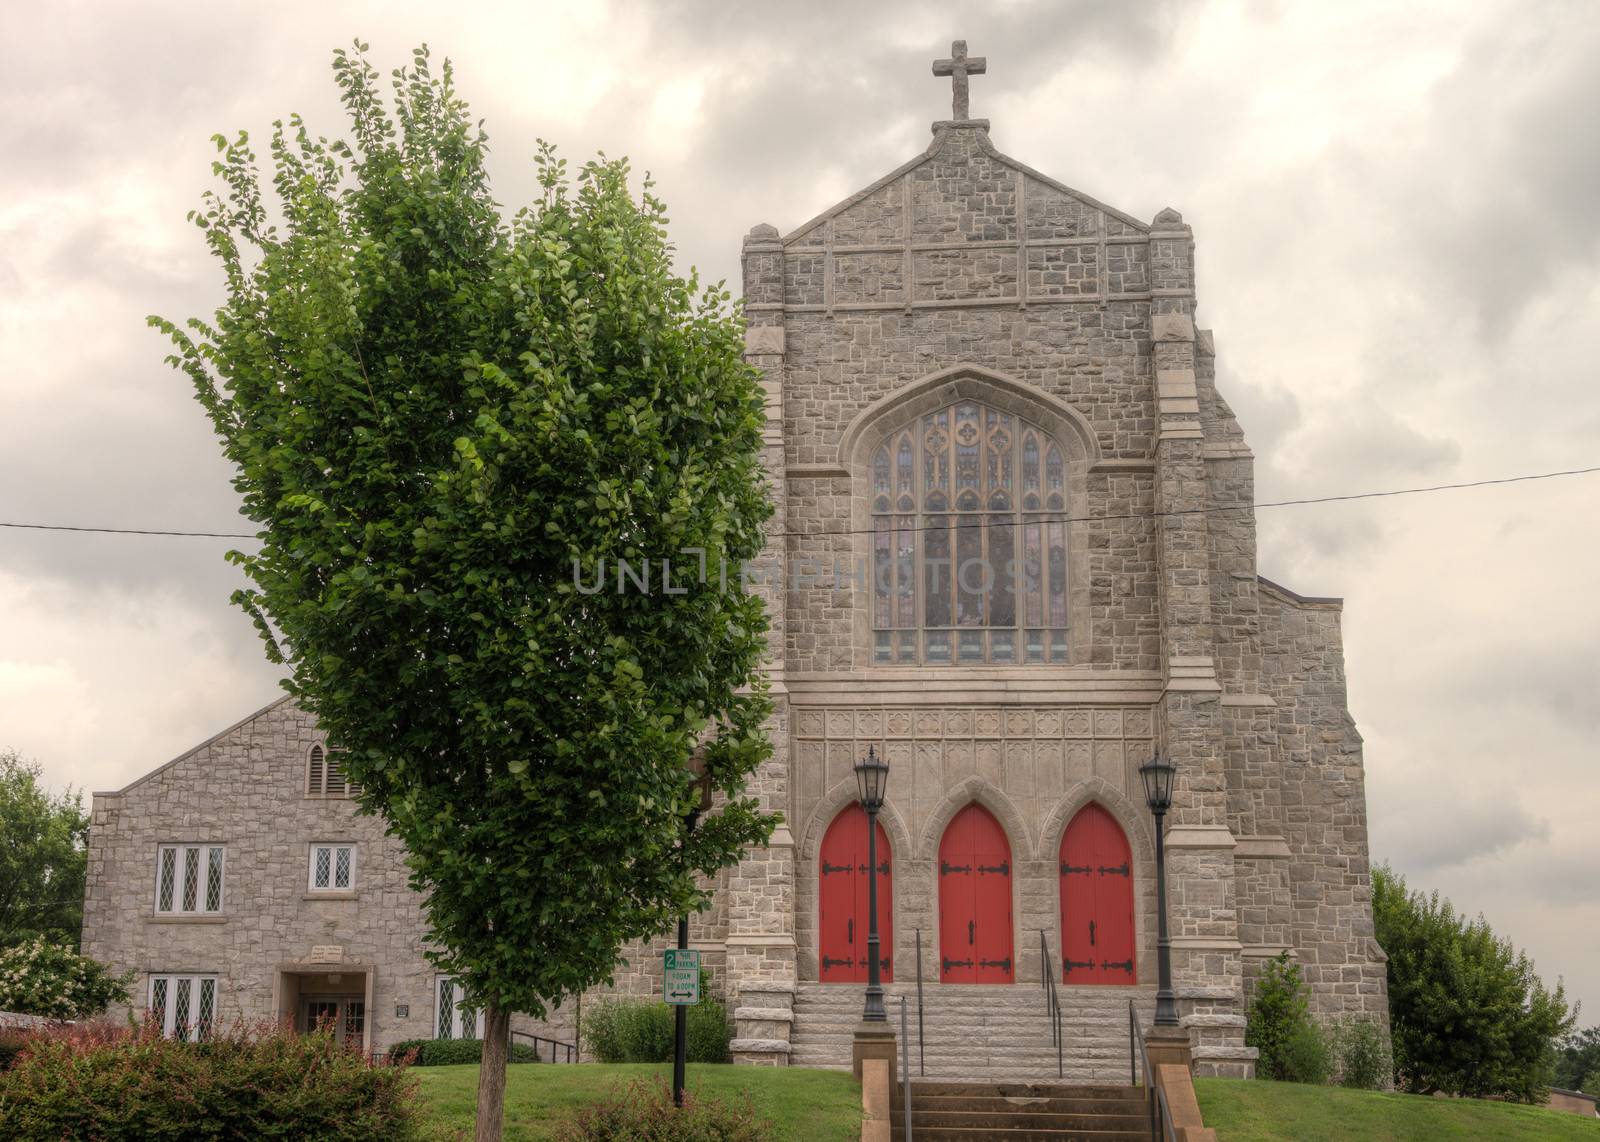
[1059,803,1136,984]
[818,805,893,983]
[938,804,1014,983]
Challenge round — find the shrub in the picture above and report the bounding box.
[551,1077,767,1142]
[582,974,731,1064]
[0,1019,422,1140]
[385,1037,539,1066]
[1246,952,1322,1083]
[0,938,133,1020]
[1279,1021,1332,1085]
[0,1031,29,1072]
[1330,1016,1392,1090]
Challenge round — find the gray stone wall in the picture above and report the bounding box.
[83,699,440,1053]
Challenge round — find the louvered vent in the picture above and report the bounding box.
[307,744,326,794]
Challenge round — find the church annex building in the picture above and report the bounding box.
[83,46,1389,1079]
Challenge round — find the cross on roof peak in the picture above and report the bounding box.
[932,39,987,121]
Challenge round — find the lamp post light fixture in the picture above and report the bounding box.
[1138,752,1180,1028]
[854,745,890,1024]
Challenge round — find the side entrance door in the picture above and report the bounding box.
[938,803,1014,983]
[304,996,366,1047]
[1059,803,1136,984]
[818,805,894,983]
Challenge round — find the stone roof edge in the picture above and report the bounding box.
[972,132,1152,235]
[1256,575,1343,610]
[96,693,296,798]
[780,124,1151,247]
[781,131,945,245]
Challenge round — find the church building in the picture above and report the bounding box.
[82,43,1389,1080]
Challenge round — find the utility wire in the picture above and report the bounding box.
[1,464,1597,543]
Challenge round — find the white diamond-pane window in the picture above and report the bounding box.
[309,844,357,892]
[155,845,223,915]
[181,848,199,912]
[157,848,176,911]
[436,976,477,1039]
[307,743,360,797]
[150,977,168,1028]
[149,974,218,1041]
[437,977,456,1039]
[173,977,192,1042]
[870,400,1070,664]
[206,847,224,912]
[197,978,216,1041]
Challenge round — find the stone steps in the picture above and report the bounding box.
[888,1081,1153,1141]
[789,981,1156,1081]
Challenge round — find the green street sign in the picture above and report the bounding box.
[664,949,701,1006]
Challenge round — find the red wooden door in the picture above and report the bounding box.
[1059,803,1136,984]
[938,804,1014,983]
[818,805,893,983]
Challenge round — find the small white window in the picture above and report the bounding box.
[155,845,224,914]
[148,974,218,1041]
[436,975,478,1039]
[309,844,357,891]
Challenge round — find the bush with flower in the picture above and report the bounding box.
[0,938,132,1021]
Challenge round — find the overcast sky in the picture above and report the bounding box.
[2,0,1596,1019]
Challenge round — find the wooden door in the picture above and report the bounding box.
[938,804,1014,983]
[1059,803,1136,984]
[818,805,894,983]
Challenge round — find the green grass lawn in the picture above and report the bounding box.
[1196,1078,1600,1141]
[413,1062,861,1141]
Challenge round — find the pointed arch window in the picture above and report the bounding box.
[871,400,1068,664]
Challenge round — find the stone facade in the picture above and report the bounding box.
[723,110,1389,1075]
[82,89,1388,1078]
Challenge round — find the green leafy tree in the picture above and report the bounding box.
[1373,864,1575,1101]
[1554,1025,1600,1093]
[152,43,777,1140]
[0,938,132,1019]
[0,750,89,949]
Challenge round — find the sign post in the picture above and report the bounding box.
[665,946,701,1110]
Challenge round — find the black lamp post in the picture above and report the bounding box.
[853,745,889,1023]
[1139,753,1180,1028]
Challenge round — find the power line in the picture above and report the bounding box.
[1,464,1597,543]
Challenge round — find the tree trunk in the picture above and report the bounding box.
[474,1003,511,1142]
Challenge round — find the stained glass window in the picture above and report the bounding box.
[871,400,1069,664]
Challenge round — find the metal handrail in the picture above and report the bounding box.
[511,1029,577,1064]
[914,928,925,1076]
[1039,930,1063,1079]
[899,995,914,1142]
[1128,1000,1178,1142]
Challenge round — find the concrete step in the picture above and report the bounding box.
[908,1083,1139,1098]
[893,1109,1149,1128]
[883,1126,1145,1132]
[788,981,1157,1080]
